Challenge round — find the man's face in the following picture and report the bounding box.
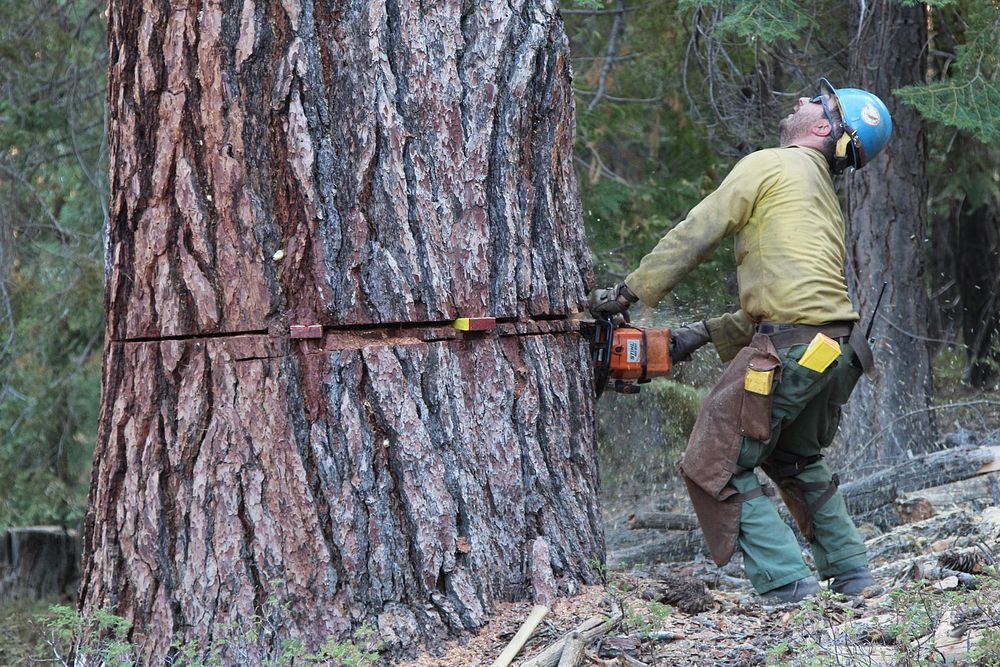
[779,97,828,145]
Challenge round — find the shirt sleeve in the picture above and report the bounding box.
[624,151,779,307]
[705,309,756,362]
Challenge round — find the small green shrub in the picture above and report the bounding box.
[36,603,382,667]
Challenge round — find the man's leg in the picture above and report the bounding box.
[772,458,867,579]
[728,342,832,595]
[766,348,868,581]
[730,464,812,593]
[727,343,832,596]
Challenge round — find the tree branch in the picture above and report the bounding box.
[575,89,661,104]
[857,400,1000,456]
[587,0,626,113]
[561,0,664,15]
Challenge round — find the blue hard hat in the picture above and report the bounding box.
[818,78,892,173]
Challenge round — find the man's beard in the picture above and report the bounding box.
[778,116,797,145]
[779,113,811,146]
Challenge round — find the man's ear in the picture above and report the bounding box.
[812,121,833,138]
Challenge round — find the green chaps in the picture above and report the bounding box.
[730,342,868,593]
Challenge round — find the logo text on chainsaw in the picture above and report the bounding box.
[626,339,641,363]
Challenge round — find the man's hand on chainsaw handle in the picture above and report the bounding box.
[588,284,639,321]
[670,322,711,364]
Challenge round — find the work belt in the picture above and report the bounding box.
[755,321,854,348]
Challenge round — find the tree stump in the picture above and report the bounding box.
[0,527,79,603]
[82,1,599,663]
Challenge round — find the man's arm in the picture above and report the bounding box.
[705,309,756,362]
[668,309,755,365]
[624,151,778,307]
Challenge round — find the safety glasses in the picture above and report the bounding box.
[809,94,836,127]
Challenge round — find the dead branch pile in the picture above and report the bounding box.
[609,444,1000,567]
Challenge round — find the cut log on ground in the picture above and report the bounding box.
[0,527,79,603]
[908,562,979,589]
[556,631,584,667]
[608,530,706,568]
[491,604,548,667]
[840,446,997,514]
[520,603,623,667]
[626,512,699,531]
[866,509,980,565]
[898,471,1000,513]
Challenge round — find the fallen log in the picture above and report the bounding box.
[897,471,1000,512]
[908,562,979,589]
[626,512,698,531]
[556,632,584,667]
[520,603,623,667]
[608,530,705,568]
[491,604,548,667]
[840,446,997,515]
[865,509,979,565]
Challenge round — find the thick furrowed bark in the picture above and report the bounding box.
[89,0,596,662]
[104,0,588,341]
[84,328,602,662]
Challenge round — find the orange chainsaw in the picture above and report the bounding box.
[585,317,673,397]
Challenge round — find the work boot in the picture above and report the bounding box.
[830,566,875,596]
[760,576,818,604]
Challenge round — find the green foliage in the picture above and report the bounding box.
[34,600,384,667]
[0,0,106,528]
[680,0,818,43]
[969,627,1000,666]
[766,640,791,663]
[896,2,1000,143]
[567,1,740,315]
[307,626,382,667]
[0,597,63,665]
[46,604,136,666]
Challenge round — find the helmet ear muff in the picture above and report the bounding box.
[832,131,853,174]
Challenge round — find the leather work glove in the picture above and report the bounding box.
[588,284,639,321]
[670,321,711,363]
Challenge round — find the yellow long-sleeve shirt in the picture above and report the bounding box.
[625,146,859,333]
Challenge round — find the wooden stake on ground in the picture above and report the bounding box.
[556,631,584,667]
[520,603,624,667]
[491,604,550,667]
[619,656,651,667]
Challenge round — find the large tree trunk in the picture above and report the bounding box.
[954,203,1000,387]
[838,0,933,466]
[82,1,600,663]
[931,185,1000,388]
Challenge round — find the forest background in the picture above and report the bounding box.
[0,0,998,539]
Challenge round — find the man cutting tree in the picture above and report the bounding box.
[590,79,893,603]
